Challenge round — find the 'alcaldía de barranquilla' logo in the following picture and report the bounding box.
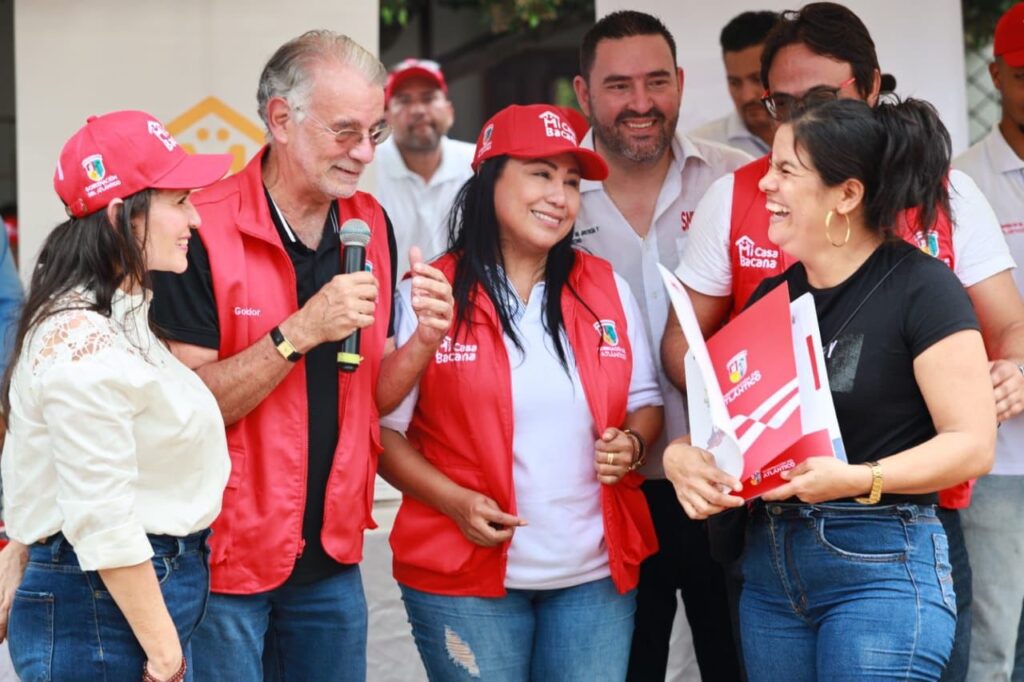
[594,320,627,360]
[727,350,748,384]
[82,154,105,182]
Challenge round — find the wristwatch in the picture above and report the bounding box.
[270,326,302,362]
[854,461,883,504]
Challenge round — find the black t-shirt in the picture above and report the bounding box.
[150,190,397,586]
[746,240,980,505]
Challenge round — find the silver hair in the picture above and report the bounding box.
[256,30,387,127]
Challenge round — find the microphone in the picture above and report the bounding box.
[337,218,371,372]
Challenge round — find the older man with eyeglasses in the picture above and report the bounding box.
[143,31,454,681]
[375,59,475,276]
[661,4,1024,681]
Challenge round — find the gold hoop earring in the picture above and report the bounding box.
[824,209,851,247]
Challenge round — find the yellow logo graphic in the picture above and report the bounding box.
[166,97,265,174]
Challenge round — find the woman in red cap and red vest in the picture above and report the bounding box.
[1,111,232,681]
[379,104,663,680]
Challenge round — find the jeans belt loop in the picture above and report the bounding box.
[49,533,65,564]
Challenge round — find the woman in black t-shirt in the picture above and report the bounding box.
[665,99,996,681]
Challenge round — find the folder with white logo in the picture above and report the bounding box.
[658,265,845,499]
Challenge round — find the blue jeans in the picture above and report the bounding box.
[400,577,635,681]
[961,475,1024,682]
[741,503,956,681]
[191,565,367,682]
[9,530,210,682]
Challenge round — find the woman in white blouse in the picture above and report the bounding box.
[0,111,232,682]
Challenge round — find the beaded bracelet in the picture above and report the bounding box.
[142,657,186,682]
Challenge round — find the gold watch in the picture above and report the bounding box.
[270,325,302,362]
[854,461,883,504]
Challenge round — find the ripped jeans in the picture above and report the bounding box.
[740,503,956,681]
[399,577,635,681]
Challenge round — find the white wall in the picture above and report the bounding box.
[595,0,969,154]
[14,0,379,279]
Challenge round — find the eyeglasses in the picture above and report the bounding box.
[297,107,392,147]
[760,76,858,122]
[390,90,447,111]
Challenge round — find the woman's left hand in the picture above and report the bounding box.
[408,247,455,348]
[594,428,636,485]
[761,457,872,504]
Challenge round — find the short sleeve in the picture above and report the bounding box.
[949,170,1016,287]
[380,280,421,432]
[903,255,981,358]
[150,230,220,349]
[675,173,735,297]
[615,274,663,412]
[34,315,153,570]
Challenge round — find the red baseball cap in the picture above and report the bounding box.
[54,110,234,218]
[385,59,448,104]
[995,3,1024,67]
[471,104,608,181]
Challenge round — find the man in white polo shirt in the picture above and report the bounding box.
[688,10,778,158]
[572,10,750,681]
[953,5,1024,680]
[375,59,474,275]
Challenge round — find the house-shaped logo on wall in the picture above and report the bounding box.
[166,96,265,174]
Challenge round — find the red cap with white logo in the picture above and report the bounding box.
[471,104,607,181]
[995,3,1024,67]
[54,110,234,218]
[385,59,448,104]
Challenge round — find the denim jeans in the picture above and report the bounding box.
[741,503,956,681]
[9,530,210,682]
[961,474,1024,682]
[400,577,635,681]
[191,565,367,682]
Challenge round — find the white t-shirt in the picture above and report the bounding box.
[677,168,1014,297]
[955,125,1024,475]
[687,110,771,159]
[382,271,662,590]
[374,136,475,276]
[2,288,230,571]
[574,131,752,476]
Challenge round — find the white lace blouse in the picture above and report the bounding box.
[1,288,230,571]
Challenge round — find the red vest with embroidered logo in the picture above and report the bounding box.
[727,155,968,508]
[195,148,391,594]
[390,252,658,597]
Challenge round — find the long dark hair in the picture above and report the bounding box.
[0,189,154,421]
[789,97,951,236]
[446,156,589,371]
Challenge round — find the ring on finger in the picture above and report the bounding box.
[606,452,615,466]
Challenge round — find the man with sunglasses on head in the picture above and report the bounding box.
[376,59,474,276]
[147,31,454,680]
[661,4,1024,681]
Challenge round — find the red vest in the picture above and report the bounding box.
[195,149,392,593]
[728,156,956,315]
[727,156,969,508]
[390,252,658,597]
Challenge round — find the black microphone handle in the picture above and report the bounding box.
[338,245,367,372]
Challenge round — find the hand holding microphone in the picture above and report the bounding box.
[277,219,378,366]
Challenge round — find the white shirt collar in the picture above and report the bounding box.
[379,136,465,185]
[725,110,770,153]
[579,128,704,194]
[985,123,1024,175]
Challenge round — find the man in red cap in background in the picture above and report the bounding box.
[953,4,1024,679]
[376,58,474,276]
